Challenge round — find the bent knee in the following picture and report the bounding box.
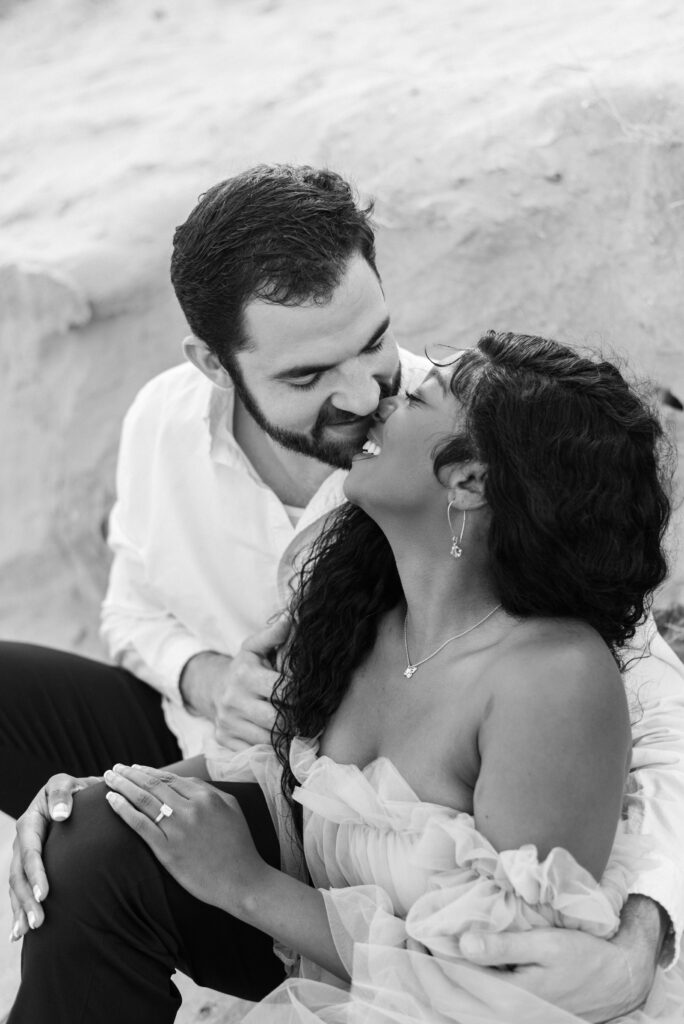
[44,782,158,904]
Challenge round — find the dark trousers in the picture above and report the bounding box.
[0,642,183,818]
[7,779,285,1023]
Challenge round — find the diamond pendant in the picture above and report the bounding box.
[450,541,462,558]
[404,665,417,679]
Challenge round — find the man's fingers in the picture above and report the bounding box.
[242,695,277,731]
[459,930,551,967]
[214,719,273,749]
[234,662,278,698]
[243,613,291,661]
[222,660,278,705]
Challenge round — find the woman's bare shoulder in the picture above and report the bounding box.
[492,615,623,695]
[475,616,631,876]
[478,614,629,746]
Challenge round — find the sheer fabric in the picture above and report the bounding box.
[207,738,684,1022]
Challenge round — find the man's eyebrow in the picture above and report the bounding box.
[273,316,391,380]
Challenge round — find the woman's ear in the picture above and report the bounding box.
[182,336,233,390]
[441,461,488,511]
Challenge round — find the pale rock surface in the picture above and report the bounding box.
[1,0,683,1019]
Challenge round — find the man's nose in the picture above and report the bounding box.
[373,394,400,423]
[331,368,383,418]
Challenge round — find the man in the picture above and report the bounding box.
[0,165,411,804]
[6,165,684,1021]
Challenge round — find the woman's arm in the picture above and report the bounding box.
[103,764,349,979]
[231,865,349,980]
[457,629,680,1021]
[168,638,629,976]
[474,636,631,879]
[9,754,209,938]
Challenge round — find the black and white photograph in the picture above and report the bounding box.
[1,0,684,1020]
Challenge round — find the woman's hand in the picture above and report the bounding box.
[103,764,267,914]
[10,773,102,939]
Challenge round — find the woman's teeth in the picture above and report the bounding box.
[361,440,382,456]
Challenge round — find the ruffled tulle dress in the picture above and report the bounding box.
[206,737,684,1023]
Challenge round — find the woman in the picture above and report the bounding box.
[7,332,681,1022]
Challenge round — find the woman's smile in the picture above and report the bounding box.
[345,371,461,510]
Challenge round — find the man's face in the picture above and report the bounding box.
[229,255,401,469]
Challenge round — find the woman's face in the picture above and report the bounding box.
[343,368,464,515]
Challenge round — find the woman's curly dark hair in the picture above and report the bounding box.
[272,331,672,814]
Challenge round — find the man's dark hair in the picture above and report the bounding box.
[170,164,378,368]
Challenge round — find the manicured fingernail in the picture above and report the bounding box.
[106,792,121,808]
[113,763,124,772]
[460,933,484,957]
[51,803,69,820]
[32,885,42,903]
[132,764,143,769]
[104,770,115,783]
[27,912,37,930]
[9,922,21,942]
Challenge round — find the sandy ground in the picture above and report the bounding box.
[1,0,684,1018]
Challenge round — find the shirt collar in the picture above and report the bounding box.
[201,376,343,511]
[203,378,254,472]
[204,378,234,441]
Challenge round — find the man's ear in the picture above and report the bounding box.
[440,461,488,511]
[182,335,233,390]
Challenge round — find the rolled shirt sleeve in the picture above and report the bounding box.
[100,504,208,705]
[622,617,684,967]
[99,378,208,707]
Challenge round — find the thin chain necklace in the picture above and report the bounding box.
[403,604,502,679]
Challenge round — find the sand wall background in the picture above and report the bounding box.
[2,0,684,661]
[1,0,684,1016]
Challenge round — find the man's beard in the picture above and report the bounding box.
[227,357,402,469]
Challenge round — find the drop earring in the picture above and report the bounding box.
[447,501,466,559]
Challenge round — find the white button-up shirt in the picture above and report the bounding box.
[101,354,684,964]
[101,351,429,756]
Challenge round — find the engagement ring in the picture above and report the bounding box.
[154,802,174,824]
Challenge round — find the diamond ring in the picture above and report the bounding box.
[153,802,174,824]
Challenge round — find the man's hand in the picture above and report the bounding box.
[180,614,290,754]
[9,773,102,939]
[458,895,665,1022]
